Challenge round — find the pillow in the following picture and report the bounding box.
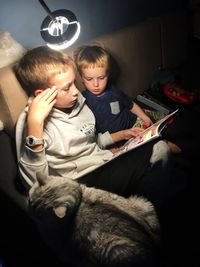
[0,31,26,68]
[0,66,28,137]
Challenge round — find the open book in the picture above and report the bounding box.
[78,109,178,179]
[113,109,179,157]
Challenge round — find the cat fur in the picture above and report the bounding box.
[29,172,161,267]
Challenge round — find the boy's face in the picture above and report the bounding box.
[81,66,108,96]
[49,67,79,109]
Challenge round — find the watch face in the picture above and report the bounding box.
[26,135,44,147]
[28,137,34,145]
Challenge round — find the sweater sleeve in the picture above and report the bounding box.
[15,109,49,189]
[97,131,114,149]
[18,145,49,188]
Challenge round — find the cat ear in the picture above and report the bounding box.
[36,172,50,186]
[53,206,67,218]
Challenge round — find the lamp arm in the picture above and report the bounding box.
[38,0,55,21]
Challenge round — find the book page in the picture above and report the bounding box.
[114,125,158,156]
[114,109,178,157]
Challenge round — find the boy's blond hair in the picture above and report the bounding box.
[14,46,76,96]
[73,45,110,76]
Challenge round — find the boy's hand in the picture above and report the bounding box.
[141,116,153,129]
[111,127,144,143]
[123,127,144,140]
[28,87,57,124]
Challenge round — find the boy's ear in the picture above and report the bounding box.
[34,89,43,96]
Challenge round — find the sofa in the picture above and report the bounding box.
[0,9,190,266]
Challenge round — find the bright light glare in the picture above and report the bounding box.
[46,17,81,50]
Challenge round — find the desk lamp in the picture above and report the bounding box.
[38,0,80,50]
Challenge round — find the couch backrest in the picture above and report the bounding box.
[88,19,162,98]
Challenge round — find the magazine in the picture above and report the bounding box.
[113,109,179,157]
[78,109,178,179]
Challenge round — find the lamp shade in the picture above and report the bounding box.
[40,9,80,50]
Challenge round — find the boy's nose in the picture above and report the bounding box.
[93,78,99,87]
[72,86,78,96]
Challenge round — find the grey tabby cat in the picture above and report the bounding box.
[29,172,161,267]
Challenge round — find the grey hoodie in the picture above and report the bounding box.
[16,93,113,188]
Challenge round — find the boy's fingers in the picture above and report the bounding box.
[49,98,57,107]
[38,86,57,98]
[131,127,143,132]
[46,89,58,103]
[37,87,57,102]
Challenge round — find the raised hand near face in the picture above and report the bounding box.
[27,86,58,126]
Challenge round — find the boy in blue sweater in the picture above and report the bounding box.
[74,45,185,154]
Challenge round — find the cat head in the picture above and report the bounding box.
[29,172,82,219]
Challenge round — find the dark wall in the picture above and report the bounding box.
[0,0,189,49]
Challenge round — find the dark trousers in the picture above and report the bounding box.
[78,140,184,212]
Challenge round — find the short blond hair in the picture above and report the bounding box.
[73,45,110,76]
[14,46,76,96]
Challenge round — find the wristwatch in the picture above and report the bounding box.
[26,135,44,147]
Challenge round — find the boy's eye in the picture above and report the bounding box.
[63,81,75,91]
[85,76,106,81]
